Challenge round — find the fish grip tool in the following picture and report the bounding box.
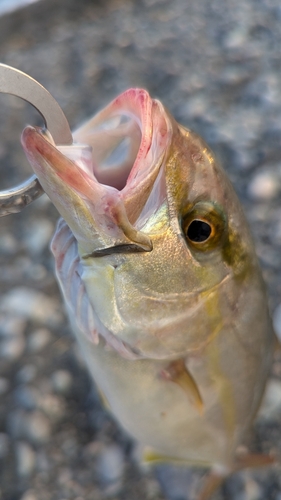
[0,63,73,216]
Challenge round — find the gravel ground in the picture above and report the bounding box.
[1,0,281,499]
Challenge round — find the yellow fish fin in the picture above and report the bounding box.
[161,358,204,415]
[141,447,212,467]
[142,446,188,465]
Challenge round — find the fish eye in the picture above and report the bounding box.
[186,220,212,242]
[182,202,226,251]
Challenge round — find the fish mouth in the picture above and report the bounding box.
[21,89,172,256]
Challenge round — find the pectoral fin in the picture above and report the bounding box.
[160,359,204,415]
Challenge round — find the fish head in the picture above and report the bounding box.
[21,89,258,361]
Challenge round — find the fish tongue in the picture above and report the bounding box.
[21,126,152,254]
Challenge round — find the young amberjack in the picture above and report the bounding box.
[21,89,275,499]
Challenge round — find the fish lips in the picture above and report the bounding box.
[21,89,172,255]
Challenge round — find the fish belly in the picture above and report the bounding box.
[74,325,236,468]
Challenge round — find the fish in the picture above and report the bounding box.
[21,88,275,499]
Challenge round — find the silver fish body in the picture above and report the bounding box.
[21,89,274,484]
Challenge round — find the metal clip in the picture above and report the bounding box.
[0,63,73,217]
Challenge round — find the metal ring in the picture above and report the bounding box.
[0,64,73,216]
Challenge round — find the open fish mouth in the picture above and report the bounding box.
[21,89,172,257]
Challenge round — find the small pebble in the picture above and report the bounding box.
[145,477,162,499]
[155,464,198,500]
[83,441,102,459]
[16,365,37,384]
[0,232,18,255]
[27,328,52,353]
[36,450,50,473]
[0,287,63,325]
[0,377,10,395]
[96,444,125,494]
[219,66,248,86]
[244,474,262,500]
[23,218,54,255]
[61,437,78,458]
[19,490,38,500]
[258,379,281,421]
[223,472,248,499]
[248,171,280,201]
[16,441,36,478]
[0,433,9,459]
[8,410,51,444]
[0,334,25,361]
[25,264,48,281]
[58,467,72,486]
[183,94,209,119]
[0,315,26,337]
[38,393,65,422]
[7,410,27,440]
[234,148,256,170]
[13,385,39,411]
[223,26,248,49]
[51,369,72,395]
[24,411,52,445]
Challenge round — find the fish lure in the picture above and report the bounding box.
[0,65,275,499]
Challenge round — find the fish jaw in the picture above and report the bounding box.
[21,89,172,255]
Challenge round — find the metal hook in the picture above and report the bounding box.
[0,63,73,217]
